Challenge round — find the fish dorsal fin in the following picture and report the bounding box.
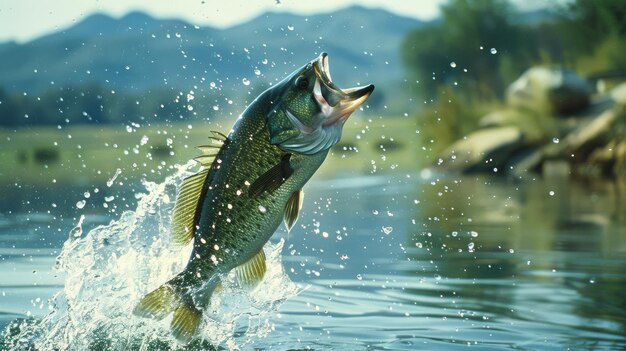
[171,169,209,246]
[192,154,217,167]
[192,130,227,167]
[234,249,267,288]
[284,189,303,233]
[209,130,228,142]
[249,154,293,197]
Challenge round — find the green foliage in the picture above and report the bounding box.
[403,0,626,150]
[402,0,528,101]
[561,0,626,55]
[414,88,494,155]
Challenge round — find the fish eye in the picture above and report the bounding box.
[295,76,309,90]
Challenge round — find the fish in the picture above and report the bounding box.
[133,52,374,343]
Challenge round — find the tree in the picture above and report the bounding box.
[402,0,525,100]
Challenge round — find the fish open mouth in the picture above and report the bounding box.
[312,52,375,126]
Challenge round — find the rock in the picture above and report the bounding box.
[479,108,558,143]
[562,107,618,157]
[507,148,544,176]
[542,159,571,177]
[479,109,528,128]
[435,127,525,173]
[611,82,626,105]
[507,67,593,115]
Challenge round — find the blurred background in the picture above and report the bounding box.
[1,1,625,350]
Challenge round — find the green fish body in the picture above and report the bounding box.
[134,53,374,343]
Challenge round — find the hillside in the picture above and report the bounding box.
[0,6,423,116]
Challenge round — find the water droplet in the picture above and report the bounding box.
[549,191,555,196]
[508,248,515,253]
[382,226,393,235]
[242,78,250,86]
[106,168,122,187]
[470,231,478,237]
[356,274,363,280]
[83,191,90,199]
[68,215,85,239]
[254,69,261,76]
[468,242,475,250]
[552,138,560,144]
[450,62,457,68]
[434,274,442,280]
[490,48,497,54]
[76,200,86,209]
[287,25,294,31]
[258,205,267,213]
[415,242,423,248]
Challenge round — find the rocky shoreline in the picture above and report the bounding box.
[433,67,626,178]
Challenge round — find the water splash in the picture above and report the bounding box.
[3,163,300,350]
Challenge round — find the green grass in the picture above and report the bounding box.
[0,116,423,186]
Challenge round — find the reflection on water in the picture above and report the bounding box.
[1,174,625,350]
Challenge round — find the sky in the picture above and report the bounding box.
[0,0,555,43]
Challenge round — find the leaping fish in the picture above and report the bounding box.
[133,53,374,343]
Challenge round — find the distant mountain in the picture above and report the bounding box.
[0,6,424,115]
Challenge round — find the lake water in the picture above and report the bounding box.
[1,171,625,350]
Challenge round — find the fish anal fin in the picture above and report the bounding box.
[234,249,267,288]
[171,302,202,344]
[133,285,178,320]
[249,154,293,197]
[284,189,303,233]
[171,169,209,246]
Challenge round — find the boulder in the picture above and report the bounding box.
[435,127,525,173]
[611,82,626,105]
[507,67,593,115]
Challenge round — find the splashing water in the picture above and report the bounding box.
[3,163,300,350]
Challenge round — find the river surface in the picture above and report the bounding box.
[0,172,625,350]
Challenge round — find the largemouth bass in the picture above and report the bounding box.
[133,53,374,343]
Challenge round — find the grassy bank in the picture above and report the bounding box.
[0,116,422,186]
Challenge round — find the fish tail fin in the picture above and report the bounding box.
[133,284,178,320]
[133,274,206,343]
[171,300,203,343]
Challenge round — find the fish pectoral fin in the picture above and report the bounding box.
[133,285,178,320]
[248,154,294,197]
[171,169,209,246]
[234,249,267,288]
[284,189,304,233]
[171,301,203,344]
